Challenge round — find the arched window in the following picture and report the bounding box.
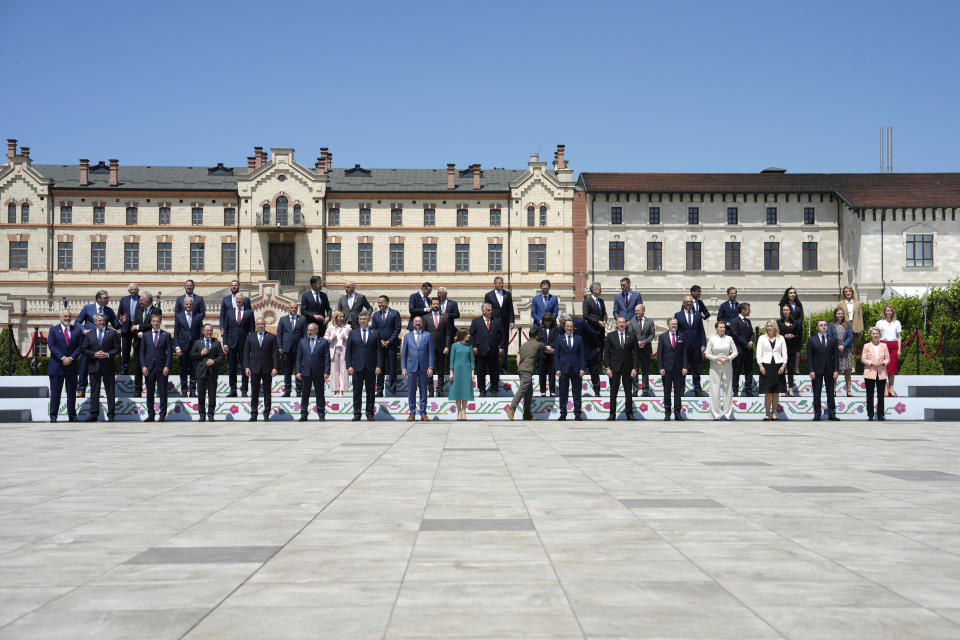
[539,205,547,226]
[262,203,270,225]
[527,206,535,226]
[293,203,302,225]
[7,203,15,223]
[21,203,29,223]
[276,196,288,226]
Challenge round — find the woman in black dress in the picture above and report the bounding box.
[778,287,805,379]
[537,312,560,396]
[776,305,801,396]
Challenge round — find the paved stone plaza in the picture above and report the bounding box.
[0,419,959,639]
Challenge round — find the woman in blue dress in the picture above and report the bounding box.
[448,328,475,420]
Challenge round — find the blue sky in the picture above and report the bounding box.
[2,0,957,173]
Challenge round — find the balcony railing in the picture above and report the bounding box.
[255,213,306,230]
[266,269,297,286]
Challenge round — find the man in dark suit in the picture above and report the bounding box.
[276,301,304,397]
[296,322,330,421]
[191,324,225,422]
[436,287,460,324]
[401,316,434,421]
[140,314,173,422]
[553,317,585,421]
[371,295,402,396]
[74,289,118,398]
[469,303,505,397]
[675,295,707,397]
[628,303,656,397]
[82,313,120,422]
[174,279,206,324]
[690,285,711,320]
[48,308,83,422]
[345,312,379,421]
[582,282,608,395]
[218,279,250,333]
[117,283,141,378]
[729,303,755,397]
[484,276,515,373]
[244,316,279,421]
[174,297,203,396]
[807,319,840,421]
[604,316,638,420]
[130,292,162,396]
[716,287,740,328]
[657,317,688,420]
[423,297,454,396]
[407,282,433,330]
[613,277,643,320]
[337,280,373,329]
[222,293,254,397]
[301,275,331,332]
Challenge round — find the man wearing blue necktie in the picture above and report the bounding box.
[244,317,278,422]
[174,297,203,397]
[190,324,225,422]
[530,279,560,331]
[81,313,119,422]
[296,322,330,421]
[716,287,740,329]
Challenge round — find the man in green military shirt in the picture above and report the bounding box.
[507,332,554,420]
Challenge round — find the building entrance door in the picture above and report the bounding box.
[268,243,295,286]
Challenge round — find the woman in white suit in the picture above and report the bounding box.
[704,321,738,420]
[756,320,788,420]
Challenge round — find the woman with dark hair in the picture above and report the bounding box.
[777,305,801,396]
[828,306,854,396]
[778,287,804,378]
[875,304,902,397]
[537,312,561,396]
[448,328,475,420]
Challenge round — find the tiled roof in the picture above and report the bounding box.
[326,167,526,192]
[34,164,243,190]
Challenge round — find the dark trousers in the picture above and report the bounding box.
[685,343,703,392]
[249,372,272,418]
[785,348,798,388]
[88,370,116,420]
[377,344,398,394]
[538,357,556,395]
[662,370,685,416]
[145,370,168,417]
[865,378,886,419]
[281,348,301,395]
[812,373,836,418]
[633,347,652,394]
[179,353,194,395]
[428,348,447,394]
[608,368,634,417]
[49,373,77,420]
[77,353,88,392]
[197,373,217,417]
[476,350,500,396]
[300,374,325,418]
[587,339,603,394]
[226,347,248,394]
[352,368,376,417]
[120,332,135,374]
[498,333,509,373]
[131,339,144,392]
[558,370,583,418]
[734,348,754,396]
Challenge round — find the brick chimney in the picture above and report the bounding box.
[556,144,566,169]
[325,150,332,171]
[319,148,329,173]
[79,159,89,186]
[6,139,16,161]
[472,164,481,190]
[109,159,119,186]
[247,156,256,172]
[254,147,264,169]
[20,147,30,160]
[447,163,456,189]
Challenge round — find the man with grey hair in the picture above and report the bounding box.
[582,283,608,395]
[81,313,120,421]
[118,283,141,377]
[131,292,162,396]
[628,303,656,396]
[436,287,460,323]
[223,293,254,397]
[469,302,505,397]
[337,281,372,329]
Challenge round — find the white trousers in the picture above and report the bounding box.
[709,363,734,419]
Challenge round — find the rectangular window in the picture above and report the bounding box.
[6,203,14,223]
[905,234,933,267]
[220,242,236,272]
[191,207,203,226]
[727,207,739,225]
[126,207,138,225]
[487,243,501,272]
[646,242,662,271]
[91,242,106,271]
[611,207,623,224]
[359,207,371,226]
[159,207,171,225]
[157,242,172,271]
[539,206,547,226]
[223,207,235,226]
[725,242,741,271]
[456,243,470,272]
[489,208,501,227]
[326,243,341,272]
[688,207,699,225]
[357,242,372,271]
[60,206,72,224]
[124,242,139,271]
[21,203,28,223]
[804,207,815,225]
[685,242,702,271]
[93,206,105,225]
[190,242,204,271]
[422,243,437,272]
[57,241,73,270]
[327,208,339,226]
[390,208,402,226]
[389,243,404,271]
[764,241,780,270]
[648,207,660,224]
[528,243,546,272]
[608,241,625,270]
[423,208,435,226]
[802,241,818,271]
[766,207,778,225]
[456,209,468,227]
[9,241,28,269]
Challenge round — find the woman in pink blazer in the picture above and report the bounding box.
[324,310,352,397]
[861,327,890,421]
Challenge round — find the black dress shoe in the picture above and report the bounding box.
[249,415,257,422]
[85,417,98,423]
[227,392,237,398]
[207,414,214,421]
[626,414,636,420]
[282,391,291,397]
[198,416,206,422]
[878,415,886,421]
[674,413,682,421]
[144,416,155,422]
[158,415,166,422]
[607,415,617,421]
[663,415,671,421]
[49,418,57,423]
[299,416,308,422]
[352,416,361,421]
[107,416,115,422]
[366,414,375,421]
[318,414,326,421]
[574,415,583,421]
[828,416,840,421]
[264,416,271,422]
[558,415,566,421]
[813,416,822,421]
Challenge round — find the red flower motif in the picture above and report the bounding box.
[894,402,906,414]
[467,403,476,410]
[229,405,239,414]
[330,404,339,411]
[736,402,747,410]
[638,403,649,412]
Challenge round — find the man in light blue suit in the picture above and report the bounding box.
[48,308,83,422]
[530,279,559,331]
[401,316,434,421]
[613,277,643,320]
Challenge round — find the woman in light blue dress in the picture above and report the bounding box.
[448,329,475,420]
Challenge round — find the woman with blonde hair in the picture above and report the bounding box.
[875,305,902,396]
[756,320,787,420]
[839,285,864,344]
[828,307,854,396]
[861,327,890,420]
[324,310,352,397]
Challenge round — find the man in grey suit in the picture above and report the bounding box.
[628,303,656,396]
[336,281,373,330]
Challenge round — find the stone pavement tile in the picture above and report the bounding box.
[574,604,781,638]
[420,518,535,531]
[690,555,864,583]
[934,608,960,625]
[701,460,774,466]
[36,580,240,612]
[90,562,259,586]
[772,485,866,493]
[753,606,960,640]
[562,578,742,608]
[403,559,558,583]
[0,586,71,627]
[220,581,400,608]
[869,469,960,482]
[184,605,392,640]
[249,553,409,584]
[550,558,711,582]
[0,608,209,640]
[620,498,724,508]
[714,579,919,608]
[124,545,280,564]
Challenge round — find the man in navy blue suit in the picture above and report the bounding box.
[371,295,401,396]
[47,308,82,422]
[553,317,585,421]
[407,282,432,330]
[276,301,304,397]
[74,289,118,398]
[674,295,707,397]
[530,279,559,331]
[484,276,515,373]
[117,282,141,377]
[140,314,173,421]
[218,279,250,333]
[300,275,331,332]
[436,287,459,324]
[658,317,689,420]
[82,313,120,422]
[296,322,330,421]
[612,277,643,320]
[174,279,206,324]
[243,316,279,422]
[222,293,254,397]
[346,312,380,421]
[401,316,434,421]
[716,287,740,329]
[469,303,504,397]
[807,320,840,421]
[174,297,203,396]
